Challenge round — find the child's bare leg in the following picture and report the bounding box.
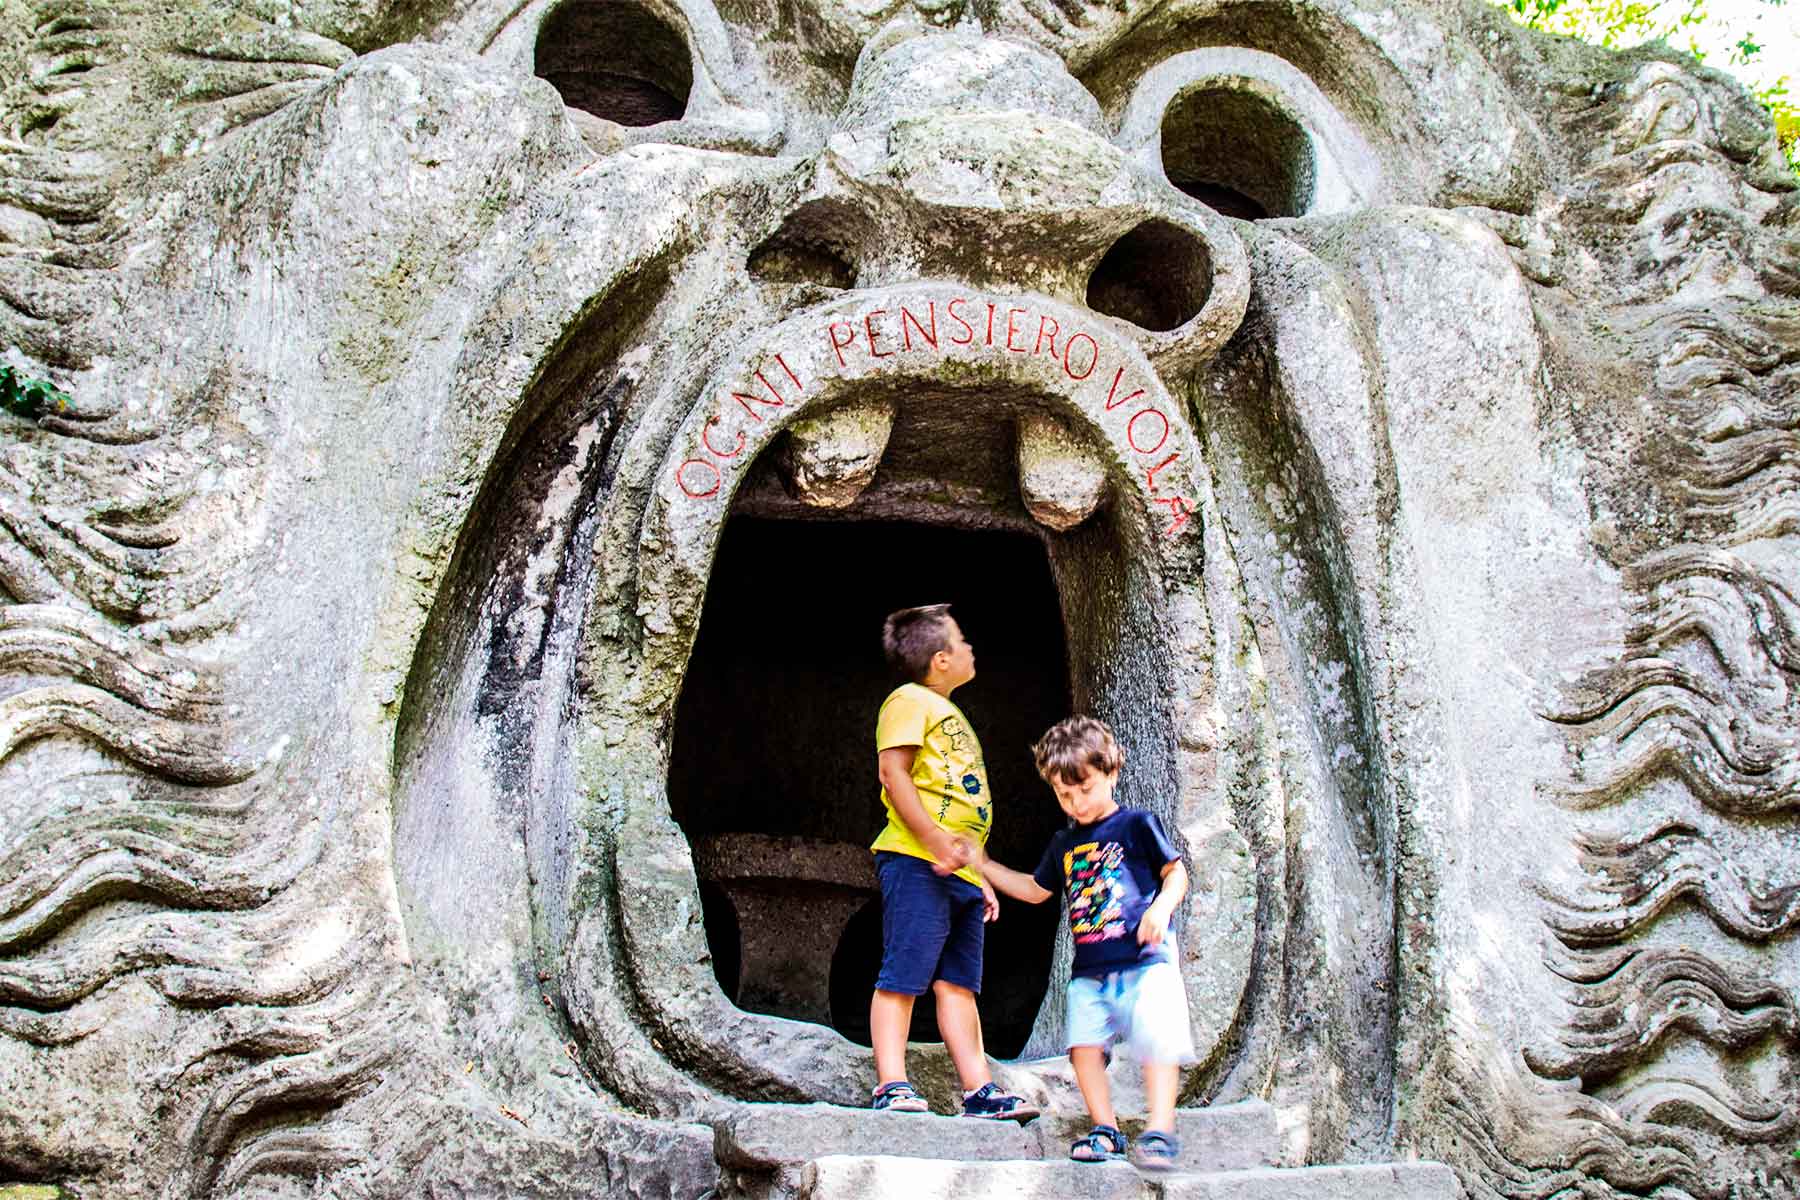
[870,989,916,1084]
[931,980,993,1091]
[1142,1060,1179,1134]
[1069,1045,1117,1128]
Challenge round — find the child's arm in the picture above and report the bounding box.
[877,746,967,866]
[973,851,1054,905]
[1137,860,1188,947]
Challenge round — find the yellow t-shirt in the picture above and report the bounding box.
[870,682,991,886]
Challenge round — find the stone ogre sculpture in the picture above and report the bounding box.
[0,0,1795,1192]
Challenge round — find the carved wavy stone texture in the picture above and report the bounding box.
[0,0,1794,1196]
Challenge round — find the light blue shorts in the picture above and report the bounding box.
[1066,953,1197,1065]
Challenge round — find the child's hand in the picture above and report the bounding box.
[980,878,1001,923]
[1137,906,1169,947]
[931,835,979,875]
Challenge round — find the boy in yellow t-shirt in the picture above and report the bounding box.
[866,604,1038,1122]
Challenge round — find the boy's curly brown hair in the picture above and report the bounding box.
[1032,715,1125,785]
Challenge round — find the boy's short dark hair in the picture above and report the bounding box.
[883,604,955,682]
[1032,715,1126,785]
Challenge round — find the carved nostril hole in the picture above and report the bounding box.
[1161,86,1315,219]
[1086,219,1213,332]
[535,0,693,127]
[747,200,865,289]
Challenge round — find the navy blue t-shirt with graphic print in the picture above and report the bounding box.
[1033,807,1182,979]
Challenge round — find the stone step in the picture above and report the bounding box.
[1078,1101,1281,1172]
[713,1099,1282,1173]
[714,1103,1036,1169]
[797,1157,1463,1200]
[1162,1164,1463,1199]
[799,1158,1145,1200]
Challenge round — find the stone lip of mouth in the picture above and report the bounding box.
[582,273,1223,1105]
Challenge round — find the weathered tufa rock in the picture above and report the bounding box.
[0,0,1794,1194]
[1017,410,1108,531]
[779,397,897,508]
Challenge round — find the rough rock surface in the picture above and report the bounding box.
[778,397,896,508]
[1016,410,1108,531]
[0,0,1795,1195]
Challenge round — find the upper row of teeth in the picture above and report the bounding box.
[777,399,1106,532]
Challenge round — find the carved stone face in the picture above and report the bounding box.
[0,0,1794,1195]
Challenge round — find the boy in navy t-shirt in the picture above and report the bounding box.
[972,716,1194,1170]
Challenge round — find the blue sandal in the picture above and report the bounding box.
[1131,1129,1181,1172]
[1069,1125,1128,1162]
[870,1080,930,1112]
[959,1081,1040,1122]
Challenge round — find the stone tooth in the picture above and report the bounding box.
[778,397,896,508]
[1016,410,1107,532]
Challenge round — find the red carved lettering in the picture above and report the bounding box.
[1005,308,1028,353]
[774,352,804,392]
[1143,452,1179,492]
[1034,315,1060,358]
[677,458,721,499]
[755,369,788,405]
[948,298,976,345]
[865,310,894,358]
[901,302,939,352]
[1062,333,1098,381]
[702,416,744,459]
[732,391,781,423]
[985,302,997,347]
[1155,495,1191,538]
[828,321,857,367]
[1103,367,1145,411]
[1128,408,1170,455]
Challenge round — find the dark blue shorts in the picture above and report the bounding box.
[874,851,986,995]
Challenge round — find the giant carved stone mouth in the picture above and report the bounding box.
[6,0,1793,1190]
[393,279,1257,1110]
[588,284,1240,1102]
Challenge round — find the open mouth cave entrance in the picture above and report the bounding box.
[668,517,1068,1058]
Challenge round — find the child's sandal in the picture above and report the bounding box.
[870,1080,930,1112]
[1069,1125,1128,1162]
[1130,1129,1181,1172]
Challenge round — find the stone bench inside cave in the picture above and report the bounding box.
[692,833,878,1024]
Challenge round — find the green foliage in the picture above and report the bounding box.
[0,363,71,420]
[1759,79,1799,173]
[1496,0,1798,175]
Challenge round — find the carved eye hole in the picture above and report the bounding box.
[535,0,693,127]
[746,200,866,289]
[1086,219,1213,332]
[1161,85,1316,219]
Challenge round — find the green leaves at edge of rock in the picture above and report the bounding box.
[0,364,71,420]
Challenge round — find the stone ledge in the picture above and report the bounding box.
[788,1153,1462,1200]
[716,1098,1286,1173]
[1162,1163,1463,1200]
[715,1103,1038,1168]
